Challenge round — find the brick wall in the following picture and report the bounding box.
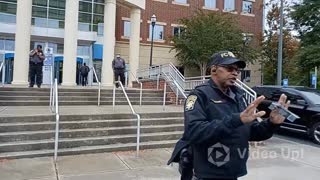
[116,0,263,45]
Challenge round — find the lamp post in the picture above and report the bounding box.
[149,14,156,67]
[277,0,284,85]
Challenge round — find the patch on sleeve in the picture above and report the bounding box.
[185,95,197,111]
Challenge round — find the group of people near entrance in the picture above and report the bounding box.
[28,45,126,88]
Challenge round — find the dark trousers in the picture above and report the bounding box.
[81,74,88,86]
[192,177,237,180]
[114,69,125,87]
[29,63,43,87]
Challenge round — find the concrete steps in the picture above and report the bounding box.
[0,140,177,159]
[0,87,169,106]
[0,112,183,159]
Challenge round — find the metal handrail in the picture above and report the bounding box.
[129,71,143,106]
[91,67,101,106]
[52,78,60,162]
[0,60,5,86]
[112,81,141,157]
[49,66,53,108]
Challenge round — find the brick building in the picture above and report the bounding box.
[115,0,263,86]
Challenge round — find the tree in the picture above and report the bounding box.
[261,0,301,85]
[291,0,320,70]
[171,11,257,76]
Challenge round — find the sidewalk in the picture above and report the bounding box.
[1,136,320,180]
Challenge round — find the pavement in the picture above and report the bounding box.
[0,136,320,180]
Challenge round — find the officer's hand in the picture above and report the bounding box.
[270,94,290,124]
[240,96,266,124]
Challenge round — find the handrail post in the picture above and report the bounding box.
[156,74,160,90]
[0,60,5,87]
[163,82,167,111]
[112,82,116,111]
[136,114,141,157]
[54,78,59,162]
[98,82,101,106]
[49,66,53,107]
[139,83,142,106]
[176,88,179,105]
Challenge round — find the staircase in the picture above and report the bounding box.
[0,87,169,106]
[0,112,183,159]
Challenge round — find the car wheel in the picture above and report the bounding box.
[310,122,320,145]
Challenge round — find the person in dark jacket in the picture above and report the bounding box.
[79,63,90,86]
[112,53,126,88]
[168,51,290,180]
[29,45,45,88]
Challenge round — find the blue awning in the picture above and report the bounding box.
[5,53,14,59]
[54,56,83,64]
[92,44,103,60]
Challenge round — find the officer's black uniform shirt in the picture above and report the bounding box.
[181,79,279,179]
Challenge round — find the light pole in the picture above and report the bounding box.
[277,0,284,85]
[149,14,156,67]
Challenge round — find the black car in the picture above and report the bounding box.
[252,86,320,144]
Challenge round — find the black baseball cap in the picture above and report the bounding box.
[37,45,42,49]
[209,51,246,69]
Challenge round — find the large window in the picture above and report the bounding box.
[123,21,131,38]
[32,0,66,29]
[224,0,235,11]
[242,1,253,14]
[78,0,104,33]
[149,25,164,40]
[204,0,216,9]
[0,1,17,23]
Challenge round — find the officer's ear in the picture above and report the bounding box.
[211,66,217,74]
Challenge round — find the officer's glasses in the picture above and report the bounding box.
[218,65,241,74]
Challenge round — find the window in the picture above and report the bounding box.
[0,2,17,15]
[32,0,47,7]
[242,1,253,14]
[204,0,216,9]
[94,4,104,14]
[173,26,185,37]
[123,21,131,37]
[49,0,65,9]
[79,1,92,13]
[224,0,235,11]
[175,0,187,3]
[241,70,251,82]
[149,25,164,40]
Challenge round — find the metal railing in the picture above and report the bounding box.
[128,71,142,106]
[162,72,187,107]
[91,66,101,106]
[137,64,257,106]
[112,81,141,157]
[0,59,5,86]
[50,78,60,162]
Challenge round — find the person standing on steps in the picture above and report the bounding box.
[29,45,45,88]
[112,53,126,88]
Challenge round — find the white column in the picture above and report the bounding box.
[101,0,116,86]
[128,8,141,87]
[62,0,79,86]
[12,0,32,85]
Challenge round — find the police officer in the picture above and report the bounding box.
[168,51,290,180]
[112,53,126,88]
[29,45,45,88]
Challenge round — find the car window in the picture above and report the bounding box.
[298,90,320,105]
